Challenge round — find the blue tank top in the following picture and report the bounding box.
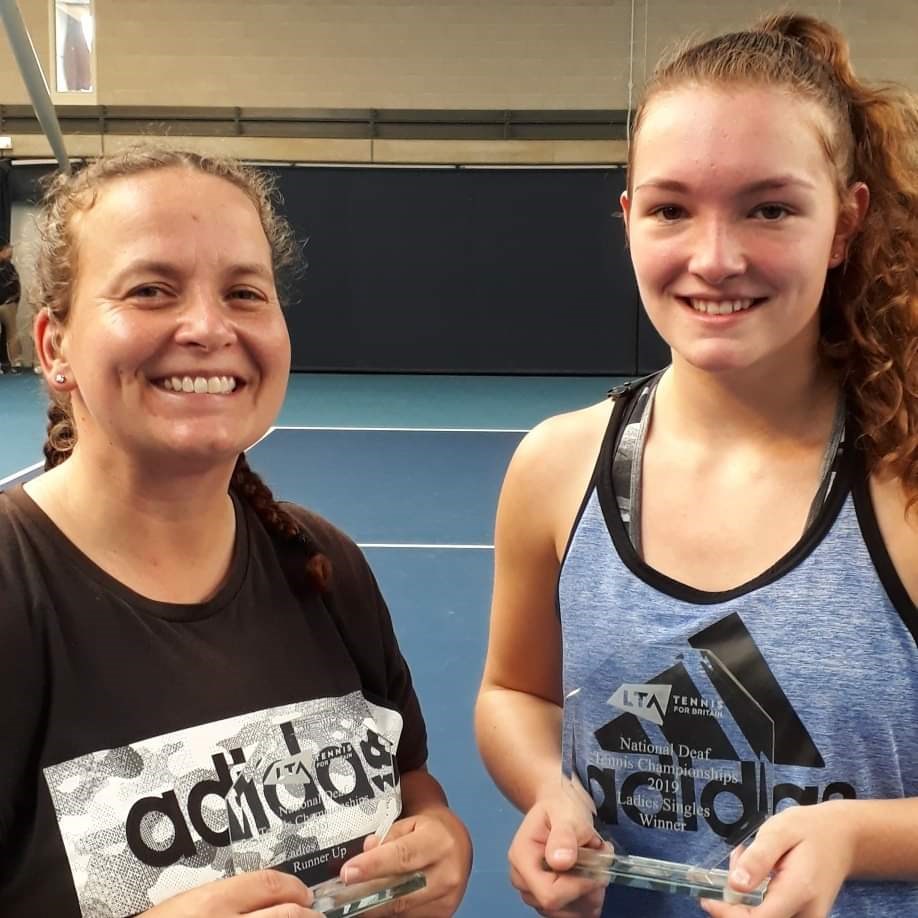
[558,383,918,917]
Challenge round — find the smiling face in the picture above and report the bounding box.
[51,166,291,472]
[622,84,853,376]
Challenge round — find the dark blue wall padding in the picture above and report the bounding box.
[10,162,669,375]
[272,166,656,375]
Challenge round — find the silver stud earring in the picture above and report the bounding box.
[54,373,66,384]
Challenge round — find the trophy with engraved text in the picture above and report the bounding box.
[557,646,774,905]
[225,698,425,917]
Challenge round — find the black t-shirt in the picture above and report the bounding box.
[0,487,427,917]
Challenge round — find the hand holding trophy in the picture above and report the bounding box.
[557,646,774,906]
[224,702,425,917]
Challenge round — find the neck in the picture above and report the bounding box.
[31,443,239,560]
[655,351,841,450]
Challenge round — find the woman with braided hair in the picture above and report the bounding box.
[0,149,471,917]
[477,11,917,918]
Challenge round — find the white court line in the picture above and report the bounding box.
[249,426,277,447]
[0,461,43,488]
[246,423,529,449]
[359,543,493,550]
[1,425,524,486]
[264,428,510,551]
[266,425,528,433]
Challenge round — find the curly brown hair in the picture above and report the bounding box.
[628,13,918,512]
[34,147,329,587]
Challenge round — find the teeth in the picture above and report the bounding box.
[158,375,238,395]
[689,298,755,315]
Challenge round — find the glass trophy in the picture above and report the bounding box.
[309,872,427,918]
[224,702,425,916]
[558,646,774,905]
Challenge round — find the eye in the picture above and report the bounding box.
[128,284,171,303]
[751,203,792,221]
[650,205,686,223]
[228,287,266,304]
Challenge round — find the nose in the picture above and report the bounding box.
[687,217,746,285]
[173,288,237,350]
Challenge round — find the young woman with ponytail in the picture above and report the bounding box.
[477,12,916,918]
[0,149,471,917]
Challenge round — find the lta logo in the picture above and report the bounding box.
[609,683,672,726]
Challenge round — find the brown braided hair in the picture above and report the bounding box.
[33,146,330,588]
[231,453,332,590]
[628,13,918,513]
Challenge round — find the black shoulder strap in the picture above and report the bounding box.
[606,370,661,401]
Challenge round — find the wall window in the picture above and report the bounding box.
[53,0,94,93]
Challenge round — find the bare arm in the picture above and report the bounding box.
[475,416,581,811]
[474,407,612,917]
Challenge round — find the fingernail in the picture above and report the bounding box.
[731,867,751,888]
[552,848,575,862]
[342,866,361,884]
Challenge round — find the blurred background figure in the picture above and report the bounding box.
[0,244,23,374]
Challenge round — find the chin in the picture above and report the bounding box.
[676,344,762,375]
[149,437,246,470]
[156,419,261,456]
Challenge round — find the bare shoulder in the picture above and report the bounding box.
[869,473,918,607]
[506,399,613,489]
[484,398,615,698]
[500,399,614,557]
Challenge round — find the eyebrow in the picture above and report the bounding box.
[110,260,274,284]
[225,263,275,282]
[633,175,816,194]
